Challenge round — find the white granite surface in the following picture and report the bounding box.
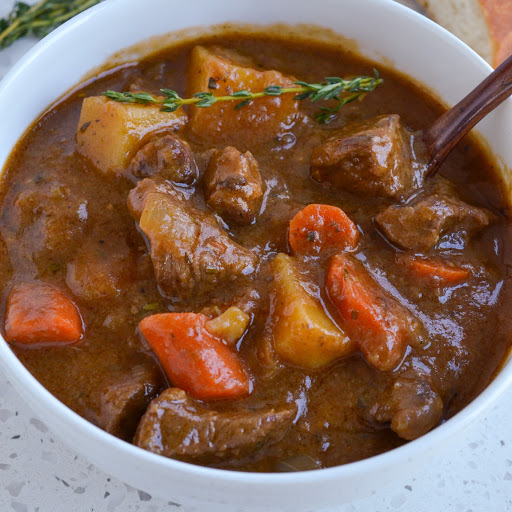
[1,1,512,510]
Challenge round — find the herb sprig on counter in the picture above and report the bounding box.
[103,72,383,125]
[0,0,102,49]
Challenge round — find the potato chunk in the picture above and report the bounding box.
[76,96,187,174]
[187,46,299,147]
[205,306,250,346]
[270,253,355,369]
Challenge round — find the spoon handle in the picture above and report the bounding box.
[424,54,512,176]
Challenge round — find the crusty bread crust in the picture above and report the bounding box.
[415,0,512,66]
[497,32,512,66]
[480,0,512,65]
[418,0,493,63]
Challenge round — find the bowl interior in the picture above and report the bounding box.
[0,0,511,509]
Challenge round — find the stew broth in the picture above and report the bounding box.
[1,32,511,471]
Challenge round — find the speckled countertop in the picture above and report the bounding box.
[1,1,512,511]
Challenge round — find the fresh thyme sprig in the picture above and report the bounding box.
[103,71,383,125]
[0,0,102,49]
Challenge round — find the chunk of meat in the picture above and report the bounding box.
[187,46,299,147]
[5,282,82,345]
[375,194,491,251]
[76,96,187,174]
[96,360,164,441]
[370,372,443,440]
[126,178,178,220]
[66,234,134,300]
[204,146,263,225]
[271,253,355,369]
[127,179,258,299]
[326,253,421,372]
[9,185,88,263]
[311,115,422,199]
[134,388,297,462]
[129,135,198,185]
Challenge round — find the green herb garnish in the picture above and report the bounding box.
[142,302,160,311]
[48,262,62,273]
[0,0,102,49]
[103,72,383,125]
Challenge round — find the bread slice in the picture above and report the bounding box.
[415,0,512,67]
[479,0,512,65]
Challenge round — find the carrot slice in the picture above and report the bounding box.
[326,254,419,372]
[289,204,359,255]
[399,255,469,284]
[5,282,83,345]
[139,313,251,400]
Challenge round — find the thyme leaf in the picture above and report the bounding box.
[142,302,160,311]
[0,0,102,49]
[102,71,383,125]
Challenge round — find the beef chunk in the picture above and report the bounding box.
[8,184,88,264]
[126,178,177,220]
[129,135,198,185]
[370,372,443,441]
[311,115,423,199]
[375,194,491,251]
[134,388,297,461]
[204,146,263,225]
[127,179,258,299]
[66,233,134,300]
[95,359,163,441]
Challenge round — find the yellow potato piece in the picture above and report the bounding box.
[76,96,187,174]
[187,46,299,147]
[205,306,250,345]
[271,253,355,369]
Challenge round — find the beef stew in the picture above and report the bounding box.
[1,31,511,472]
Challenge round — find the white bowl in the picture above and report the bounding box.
[0,0,511,510]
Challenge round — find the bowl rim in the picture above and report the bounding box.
[0,0,508,489]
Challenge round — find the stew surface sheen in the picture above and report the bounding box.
[1,31,511,472]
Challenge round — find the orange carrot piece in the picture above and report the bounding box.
[399,255,470,284]
[326,254,418,372]
[289,204,359,255]
[139,313,251,400]
[5,283,83,345]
